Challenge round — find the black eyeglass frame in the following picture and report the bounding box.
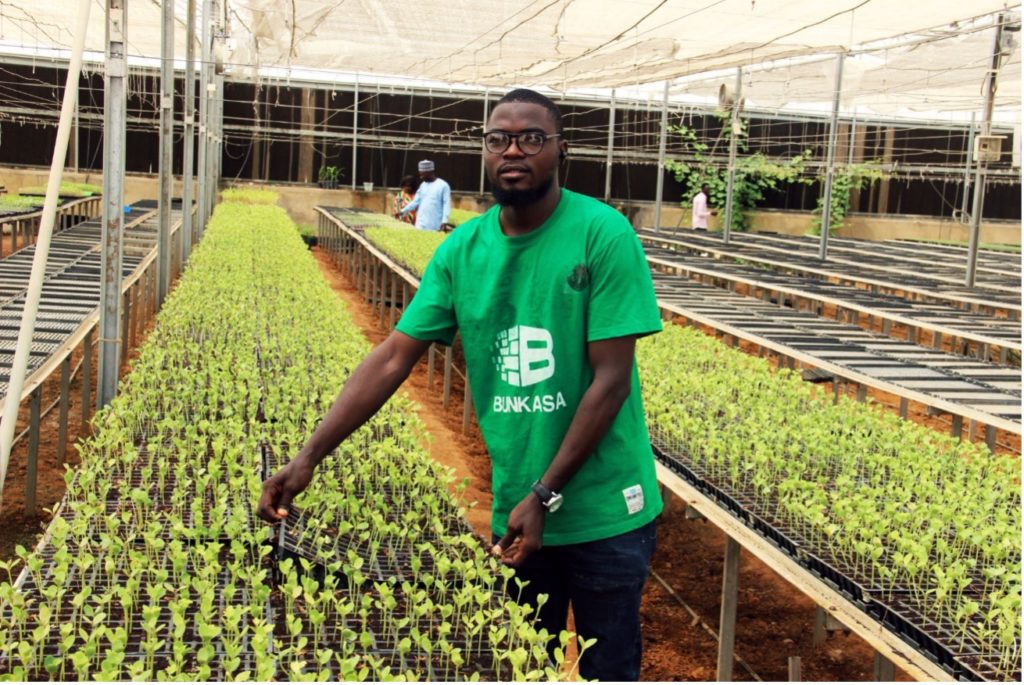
[482,129,562,156]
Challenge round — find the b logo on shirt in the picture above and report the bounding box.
[492,326,555,387]
[566,264,590,291]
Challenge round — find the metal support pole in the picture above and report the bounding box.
[443,345,454,409]
[654,81,670,232]
[985,425,997,452]
[182,0,196,259]
[98,0,127,410]
[462,376,472,434]
[604,90,616,202]
[121,290,130,367]
[813,606,828,646]
[214,68,224,206]
[966,14,1006,287]
[427,345,436,388]
[196,0,211,235]
[818,52,845,260]
[788,656,801,682]
[479,89,490,194]
[716,536,741,681]
[873,653,896,681]
[846,114,856,165]
[72,103,80,172]
[389,274,398,328]
[204,19,218,226]
[952,414,964,438]
[722,68,742,245]
[351,75,359,190]
[26,387,41,514]
[157,0,174,305]
[960,113,976,221]
[57,356,70,465]
[81,329,92,427]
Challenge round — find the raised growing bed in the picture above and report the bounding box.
[640,325,1021,681]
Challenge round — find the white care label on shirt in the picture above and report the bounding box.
[623,485,644,515]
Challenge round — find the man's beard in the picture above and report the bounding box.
[490,174,554,207]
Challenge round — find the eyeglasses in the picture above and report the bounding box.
[482,129,561,156]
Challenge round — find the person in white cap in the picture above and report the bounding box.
[398,159,452,231]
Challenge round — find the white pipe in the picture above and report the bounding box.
[0,0,92,506]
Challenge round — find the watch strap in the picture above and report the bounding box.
[531,480,558,507]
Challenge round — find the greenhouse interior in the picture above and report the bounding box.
[0,0,1019,681]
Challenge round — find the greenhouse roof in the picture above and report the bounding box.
[0,1,1019,123]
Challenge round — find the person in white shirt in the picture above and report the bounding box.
[399,160,452,231]
[692,183,715,230]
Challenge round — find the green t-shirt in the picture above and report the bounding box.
[396,189,663,545]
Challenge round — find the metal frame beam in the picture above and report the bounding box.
[98,0,126,410]
[654,80,669,232]
[604,90,615,202]
[157,0,174,303]
[818,52,845,260]
[722,68,742,244]
[478,88,489,194]
[965,14,1008,287]
[182,0,196,258]
[196,0,211,235]
[351,74,359,190]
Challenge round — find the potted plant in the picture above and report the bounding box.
[318,166,342,189]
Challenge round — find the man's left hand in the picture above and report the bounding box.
[492,493,546,566]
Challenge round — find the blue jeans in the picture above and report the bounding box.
[495,519,657,681]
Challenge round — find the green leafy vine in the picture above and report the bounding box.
[665,116,809,232]
[809,162,885,235]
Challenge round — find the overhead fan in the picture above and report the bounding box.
[717,83,744,113]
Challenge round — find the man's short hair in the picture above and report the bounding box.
[495,88,563,134]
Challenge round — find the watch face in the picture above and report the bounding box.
[547,493,564,513]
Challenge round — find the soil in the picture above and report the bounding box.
[0,353,92,563]
[2,241,998,681]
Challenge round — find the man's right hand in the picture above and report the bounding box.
[254,332,430,523]
[257,456,315,522]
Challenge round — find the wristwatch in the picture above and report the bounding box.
[531,480,563,513]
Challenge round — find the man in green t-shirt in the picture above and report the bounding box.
[258,88,663,681]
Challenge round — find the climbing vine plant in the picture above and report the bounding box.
[665,116,808,232]
[809,162,886,236]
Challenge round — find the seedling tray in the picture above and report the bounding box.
[869,594,1022,681]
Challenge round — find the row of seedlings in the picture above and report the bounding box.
[639,325,1021,681]
[0,194,573,681]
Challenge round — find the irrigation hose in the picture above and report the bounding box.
[649,569,763,682]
